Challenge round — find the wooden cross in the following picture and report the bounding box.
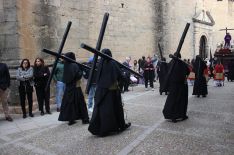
[42,49,91,71]
[219,27,234,34]
[43,21,72,91]
[81,43,143,78]
[158,43,164,61]
[168,54,192,68]
[85,13,109,94]
[162,23,190,90]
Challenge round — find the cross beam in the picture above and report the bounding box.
[42,49,91,71]
[81,43,143,78]
[85,13,109,94]
[219,27,234,34]
[158,43,164,60]
[44,21,72,91]
[169,54,192,68]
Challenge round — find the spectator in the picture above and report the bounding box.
[143,57,155,91]
[53,59,65,112]
[33,58,51,115]
[16,59,34,118]
[87,56,98,112]
[151,54,159,81]
[0,62,13,122]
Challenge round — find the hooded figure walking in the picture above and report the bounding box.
[88,49,131,137]
[162,53,190,123]
[58,52,89,125]
[192,55,208,97]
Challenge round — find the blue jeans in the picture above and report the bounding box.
[88,85,96,109]
[55,81,65,108]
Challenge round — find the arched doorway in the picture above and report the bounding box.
[199,35,207,59]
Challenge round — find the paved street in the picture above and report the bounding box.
[0,80,233,155]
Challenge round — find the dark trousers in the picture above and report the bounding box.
[35,87,50,112]
[145,76,154,88]
[19,86,33,115]
[119,78,130,92]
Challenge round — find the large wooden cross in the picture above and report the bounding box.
[80,43,143,78]
[219,27,234,34]
[42,49,91,70]
[168,54,192,68]
[43,21,72,91]
[85,13,109,94]
[158,43,165,61]
[162,23,190,90]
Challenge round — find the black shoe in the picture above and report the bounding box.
[23,114,27,119]
[68,120,76,126]
[160,92,162,95]
[202,95,206,97]
[5,116,13,122]
[120,122,131,132]
[29,113,34,117]
[82,119,90,124]
[40,111,44,116]
[124,122,131,129]
[197,95,200,98]
[172,119,177,123]
[182,115,188,120]
[46,111,52,115]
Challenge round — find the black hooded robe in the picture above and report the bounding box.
[163,59,190,120]
[157,61,168,94]
[228,61,234,81]
[88,51,128,136]
[58,54,89,122]
[192,56,208,96]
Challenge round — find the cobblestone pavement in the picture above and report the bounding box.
[0,80,233,155]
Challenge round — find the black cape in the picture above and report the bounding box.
[157,61,168,93]
[88,58,127,136]
[192,56,208,96]
[162,59,190,120]
[228,61,234,81]
[58,62,89,122]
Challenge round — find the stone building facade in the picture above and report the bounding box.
[0,0,234,108]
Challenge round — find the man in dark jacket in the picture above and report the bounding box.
[0,63,13,121]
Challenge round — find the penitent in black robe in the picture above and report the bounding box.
[192,56,208,96]
[157,61,168,94]
[88,50,129,137]
[228,61,234,81]
[163,59,190,120]
[58,60,89,122]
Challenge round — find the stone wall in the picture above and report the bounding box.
[0,0,234,110]
[0,0,19,65]
[15,0,159,63]
[1,0,234,66]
